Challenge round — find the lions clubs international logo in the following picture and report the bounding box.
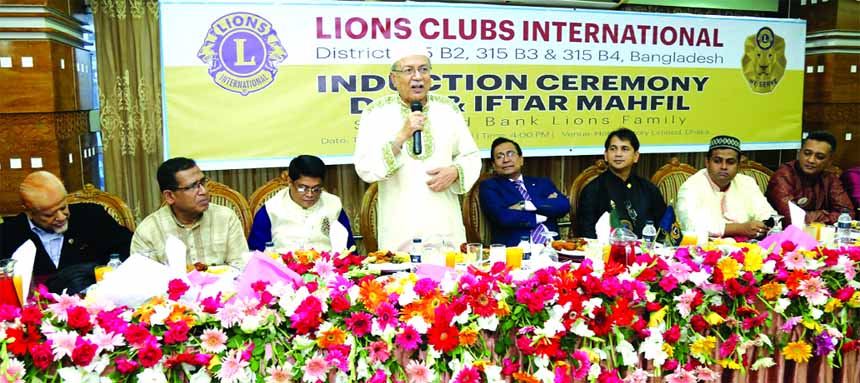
[197,12,286,96]
[741,27,786,94]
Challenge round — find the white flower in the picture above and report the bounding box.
[189,367,213,383]
[48,329,79,361]
[484,365,503,383]
[751,357,775,371]
[534,365,554,383]
[440,271,458,294]
[137,367,169,383]
[588,362,602,380]
[477,315,499,331]
[57,365,113,383]
[279,286,310,317]
[582,298,603,317]
[689,269,711,286]
[86,326,126,354]
[616,339,638,366]
[240,314,263,332]
[452,306,471,325]
[810,306,823,320]
[148,304,172,326]
[406,315,430,334]
[398,284,418,306]
[761,260,776,274]
[774,298,791,314]
[570,318,595,338]
[639,332,667,366]
[355,358,370,380]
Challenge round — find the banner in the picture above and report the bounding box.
[160,0,805,170]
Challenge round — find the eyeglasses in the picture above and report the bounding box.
[493,150,518,161]
[296,185,323,194]
[175,177,208,192]
[392,65,431,77]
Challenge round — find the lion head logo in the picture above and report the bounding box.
[197,12,287,96]
[741,27,786,94]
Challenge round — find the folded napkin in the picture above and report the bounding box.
[595,212,610,244]
[11,240,36,303]
[164,235,187,275]
[329,219,349,252]
[89,254,177,307]
[789,201,806,229]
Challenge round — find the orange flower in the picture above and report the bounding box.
[512,371,540,383]
[317,326,346,349]
[294,249,320,264]
[760,281,783,301]
[459,328,479,347]
[783,340,812,363]
[358,279,387,312]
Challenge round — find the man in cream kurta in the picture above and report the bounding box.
[676,136,776,239]
[132,157,247,268]
[354,42,480,252]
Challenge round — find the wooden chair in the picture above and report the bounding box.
[738,156,774,194]
[248,171,291,216]
[67,183,136,231]
[461,173,494,244]
[567,159,608,237]
[205,179,253,239]
[650,157,697,205]
[359,183,379,252]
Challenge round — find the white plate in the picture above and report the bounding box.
[558,249,586,257]
[366,262,414,272]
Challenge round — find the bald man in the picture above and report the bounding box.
[0,171,132,293]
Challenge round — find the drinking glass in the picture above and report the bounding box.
[0,259,21,307]
[465,243,483,264]
[489,244,506,264]
[505,247,523,269]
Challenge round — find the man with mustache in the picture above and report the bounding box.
[677,135,776,239]
[354,41,480,252]
[577,128,665,239]
[766,131,854,226]
[132,157,247,268]
[1,171,132,293]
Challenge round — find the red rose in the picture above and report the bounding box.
[124,324,152,347]
[67,306,92,333]
[662,359,679,371]
[72,338,98,366]
[690,315,708,334]
[163,321,190,345]
[663,324,681,344]
[138,341,163,368]
[167,279,189,300]
[30,342,53,371]
[21,306,44,326]
[116,357,140,374]
[330,294,351,313]
[780,241,797,252]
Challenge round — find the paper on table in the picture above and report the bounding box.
[90,254,177,307]
[235,252,303,300]
[164,235,187,275]
[789,201,806,229]
[329,219,349,252]
[11,240,36,303]
[595,212,610,244]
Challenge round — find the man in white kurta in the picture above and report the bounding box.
[676,135,776,239]
[354,43,480,252]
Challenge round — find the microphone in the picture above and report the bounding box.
[410,101,422,155]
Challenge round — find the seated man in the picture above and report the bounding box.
[132,157,247,268]
[766,131,855,225]
[841,166,860,213]
[479,137,569,246]
[248,155,355,252]
[577,128,666,238]
[677,135,776,239]
[1,171,132,293]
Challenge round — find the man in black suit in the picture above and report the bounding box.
[0,171,132,294]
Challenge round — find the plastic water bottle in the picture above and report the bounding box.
[107,254,122,270]
[518,235,531,261]
[642,220,657,249]
[836,210,852,245]
[264,241,276,254]
[410,238,423,263]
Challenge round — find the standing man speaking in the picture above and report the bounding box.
[354,41,481,252]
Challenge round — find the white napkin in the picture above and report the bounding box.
[11,240,36,303]
[789,201,806,229]
[164,235,187,275]
[89,254,177,307]
[328,219,350,252]
[595,212,611,244]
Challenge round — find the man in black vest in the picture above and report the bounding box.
[0,171,132,294]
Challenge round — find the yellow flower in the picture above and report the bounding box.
[705,312,725,326]
[801,319,822,333]
[584,348,600,363]
[848,292,860,308]
[824,298,843,313]
[648,306,668,328]
[717,257,741,280]
[209,354,221,369]
[690,336,717,358]
[662,343,674,358]
[743,248,763,272]
[783,341,812,363]
[718,359,742,369]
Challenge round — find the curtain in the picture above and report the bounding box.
[92,0,163,223]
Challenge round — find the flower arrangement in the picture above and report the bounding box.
[0,242,858,382]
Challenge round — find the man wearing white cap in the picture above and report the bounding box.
[354,40,481,252]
